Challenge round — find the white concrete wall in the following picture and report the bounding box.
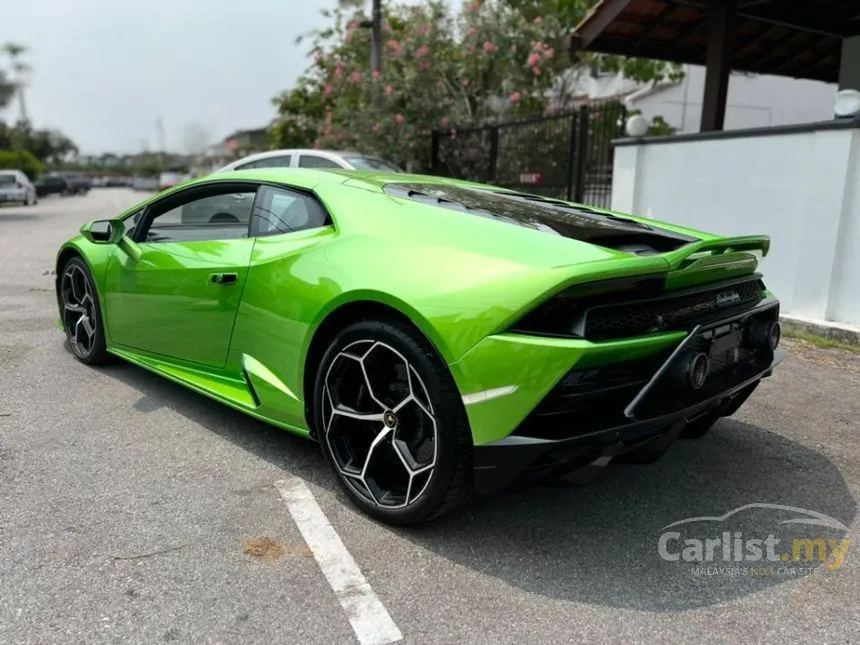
[611,125,860,328]
[633,66,838,133]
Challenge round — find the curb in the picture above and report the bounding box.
[779,315,860,346]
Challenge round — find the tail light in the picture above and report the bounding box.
[508,274,666,337]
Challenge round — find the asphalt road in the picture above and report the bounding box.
[1,189,859,645]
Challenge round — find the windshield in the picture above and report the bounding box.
[344,156,403,172]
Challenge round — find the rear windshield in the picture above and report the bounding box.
[344,156,403,172]
[0,173,16,185]
[382,182,695,251]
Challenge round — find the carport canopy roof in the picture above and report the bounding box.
[566,0,860,84]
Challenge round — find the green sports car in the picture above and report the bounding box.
[55,169,784,525]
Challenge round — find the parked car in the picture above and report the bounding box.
[132,176,158,191]
[0,170,38,205]
[216,149,404,173]
[34,174,71,198]
[40,172,90,195]
[158,172,190,192]
[54,168,783,526]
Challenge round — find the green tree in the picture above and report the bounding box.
[0,149,43,178]
[272,0,682,169]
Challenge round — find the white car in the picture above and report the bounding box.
[215,149,403,173]
[0,170,37,206]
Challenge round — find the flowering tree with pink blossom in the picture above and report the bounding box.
[271,0,680,170]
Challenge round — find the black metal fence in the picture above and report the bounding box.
[429,100,628,209]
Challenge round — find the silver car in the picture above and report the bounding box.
[215,148,403,173]
[0,170,37,206]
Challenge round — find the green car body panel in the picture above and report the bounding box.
[56,168,778,451]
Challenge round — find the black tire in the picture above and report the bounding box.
[58,257,111,365]
[313,318,473,526]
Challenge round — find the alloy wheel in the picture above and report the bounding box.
[60,263,97,358]
[322,339,438,509]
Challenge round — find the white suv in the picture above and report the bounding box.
[0,170,37,206]
[216,149,403,174]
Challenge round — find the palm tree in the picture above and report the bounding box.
[3,43,30,122]
[0,69,15,110]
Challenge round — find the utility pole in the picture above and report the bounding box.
[357,0,383,108]
[371,0,382,76]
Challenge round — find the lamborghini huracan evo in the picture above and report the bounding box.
[55,169,784,525]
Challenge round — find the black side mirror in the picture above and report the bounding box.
[80,219,125,244]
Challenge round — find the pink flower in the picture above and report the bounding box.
[466,26,477,38]
[509,91,522,103]
[416,45,429,58]
[348,19,360,30]
[387,39,402,54]
[532,66,541,76]
[372,123,382,133]
[394,113,405,125]
[384,85,394,96]
[323,84,333,95]
[419,61,429,71]
[527,52,541,66]
[348,71,361,84]
[461,78,470,87]
[418,24,430,36]
[533,16,542,24]
[372,70,381,80]
[543,47,555,59]
[483,41,498,54]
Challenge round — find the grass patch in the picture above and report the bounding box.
[782,328,860,354]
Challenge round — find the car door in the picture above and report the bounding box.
[103,181,260,368]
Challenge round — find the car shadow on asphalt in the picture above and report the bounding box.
[97,356,856,613]
[402,418,857,612]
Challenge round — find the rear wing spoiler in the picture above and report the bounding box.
[664,235,770,270]
[661,235,770,289]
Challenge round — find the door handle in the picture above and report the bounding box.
[209,272,238,285]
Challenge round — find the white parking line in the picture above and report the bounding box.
[274,478,403,645]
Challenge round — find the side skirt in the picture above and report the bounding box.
[107,346,312,440]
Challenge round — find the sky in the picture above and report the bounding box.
[2,0,460,155]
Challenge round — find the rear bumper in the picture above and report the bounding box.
[0,188,27,201]
[468,299,784,494]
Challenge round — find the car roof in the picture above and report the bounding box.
[192,167,487,193]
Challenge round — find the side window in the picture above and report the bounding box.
[257,155,292,168]
[141,188,258,243]
[298,155,341,169]
[235,160,259,170]
[251,185,330,237]
[124,209,144,239]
